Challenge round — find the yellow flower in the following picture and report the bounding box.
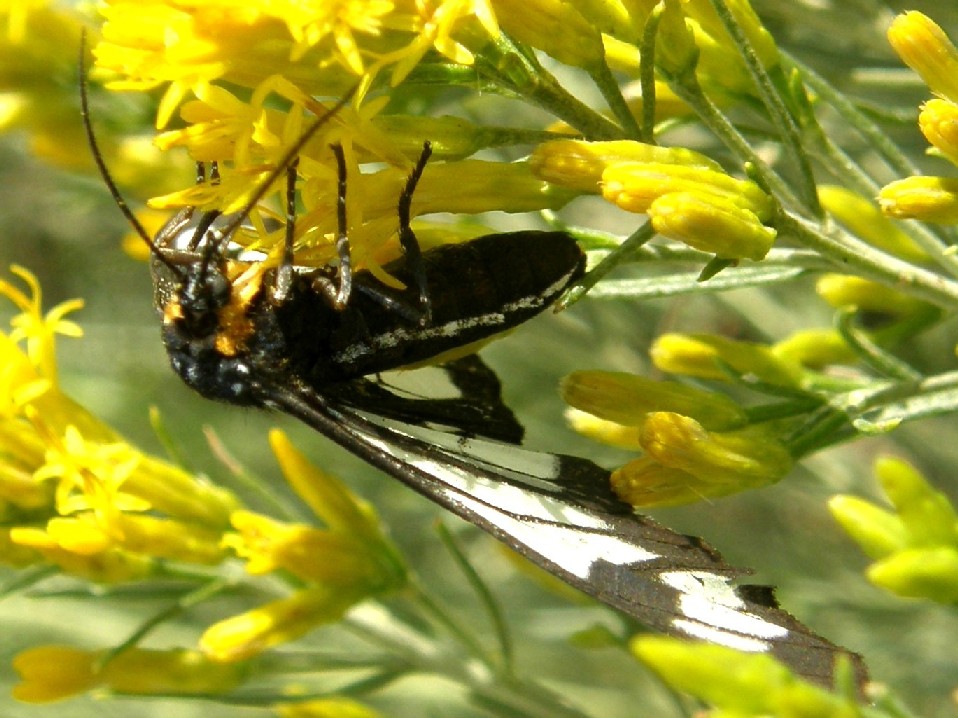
[562,372,788,507]
[201,585,367,662]
[887,11,958,104]
[879,176,958,223]
[561,370,747,431]
[830,457,958,603]
[815,274,931,318]
[648,191,775,260]
[278,697,385,718]
[919,98,958,167]
[651,333,803,387]
[0,266,82,385]
[530,139,720,193]
[12,646,243,703]
[601,162,773,218]
[818,185,928,263]
[489,0,604,69]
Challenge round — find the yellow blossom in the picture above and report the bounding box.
[201,585,367,662]
[561,370,747,431]
[815,274,931,317]
[10,526,154,582]
[919,98,958,167]
[771,329,856,370]
[651,333,804,387]
[530,139,720,193]
[489,0,604,69]
[601,162,773,218]
[879,175,958,223]
[639,412,791,487]
[887,11,958,104]
[12,646,243,703]
[647,191,775,260]
[818,185,929,263]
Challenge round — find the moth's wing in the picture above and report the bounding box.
[263,378,867,690]
[324,354,524,444]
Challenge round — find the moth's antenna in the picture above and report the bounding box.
[208,84,359,260]
[78,29,179,274]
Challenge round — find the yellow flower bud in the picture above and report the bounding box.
[887,12,958,104]
[531,139,720,192]
[919,98,958,166]
[815,274,931,317]
[561,370,747,430]
[490,0,605,68]
[639,412,792,487]
[12,647,242,703]
[278,697,385,718]
[602,162,773,218]
[772,329,855,370]
[879,176,958,223]
[611,458,710,507]
[651,333,804,387]
[648,191,776,260]
[200,585,365,662]
[655,0,699,78]
[565,408,644,450]
[10,527,153,582]
[818,185,928,263]
[827,495,907,560]
[876,456,958,547]
[868,547,958,603]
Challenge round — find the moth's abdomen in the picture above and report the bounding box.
[301,231,585,382]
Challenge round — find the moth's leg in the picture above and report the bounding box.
[397,141,433,324]
[272,158,300,303]
[311,143,354,309]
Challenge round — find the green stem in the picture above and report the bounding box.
[834,309,922,381]
[638,9,661,143]
[664,71,803,211]
[788,53,958,278]
[589,54,641,139]
[479,35,622,140]
[344,605,594,718]
[435,522,514,676]
[707,0,820,214]
[781,212,958,308]
[557,222,654,309]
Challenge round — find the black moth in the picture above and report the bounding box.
[80,57,865,689]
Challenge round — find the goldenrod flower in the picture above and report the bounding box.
[278,697,385,718]
[601,162,773,218]
[647,191,775,260]
[830,457,958,603]
[887,11,958,105]
[12,646,243,703]
[879,176,958,223]
[201,585,368,662]
[561,370,747,431]
[632,638,859,716]
[815,274,931,318]
[530,138,720,192]
[771,329,856,370]
[818,185,928,263]
[489,0,603,69]
[919,98,958,167]
[207,432,405,661]
[651,333,803,387]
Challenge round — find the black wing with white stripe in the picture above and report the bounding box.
[264,363,866,689]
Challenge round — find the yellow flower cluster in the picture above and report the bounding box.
[0,268,403,703]
[880,13,958,224]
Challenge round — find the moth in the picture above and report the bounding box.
[79,53,865,689]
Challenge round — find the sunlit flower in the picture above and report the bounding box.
[651,333,804,387]
[278,697,384,718]
[13,646,243,703]
[632,637,860,715]
[205,431,406,661]
[887,11,958,104]
[830,457,958,603]
[562,371,789,507]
